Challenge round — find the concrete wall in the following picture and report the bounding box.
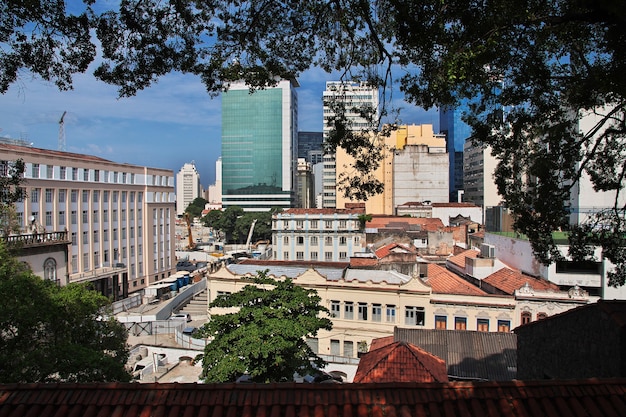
[393,144,449,206]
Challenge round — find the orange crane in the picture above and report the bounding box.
[184,213,196,250]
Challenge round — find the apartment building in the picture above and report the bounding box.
[0,142,176,299]
[206,261,518,358]
[175,162,202,216]
[272,208,365,262]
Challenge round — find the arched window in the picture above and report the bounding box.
[521,311,532,325]
[536,312,548,320]
[44,258,57,282]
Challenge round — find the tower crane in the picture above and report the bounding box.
[58,111,67,151]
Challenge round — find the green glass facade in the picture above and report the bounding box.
[221,82,296,210]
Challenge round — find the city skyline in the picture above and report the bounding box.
[0,68,439,188]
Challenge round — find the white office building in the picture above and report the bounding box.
[322,81,379,208]
[176,162,202,216]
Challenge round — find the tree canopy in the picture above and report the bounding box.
[184,197,207,218]
[4,1,626,283]
[0,241,130,383]
[196,270,332,383]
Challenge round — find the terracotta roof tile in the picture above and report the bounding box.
[354,341,449,383]
[367,216,444,231]
[348,258,379,268]
[483,268,559,295]
[369,336,395,351]
[374,243,417,259]
[447,249,479,269]
[425,264,487,296]
[2,379,626,417]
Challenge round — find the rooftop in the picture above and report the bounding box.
[424,263,488,296]
[483,267,559,295]
[1,379,624,417]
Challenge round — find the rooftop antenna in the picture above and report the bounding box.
[58,111,67,151]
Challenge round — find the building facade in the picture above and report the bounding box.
[221,79,298,211]
[440,104,472,201]
[272,208,365,262]
[297,131,324,165]
[175,162,202,216]
[322,81,379,208]
[0,142,176,299]
[295,158,315,208]
[336,124,448,214]
[206,157,222,211]
[463,139,501,212]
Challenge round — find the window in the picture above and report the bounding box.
[324,251,333,261]
[82,210,88,223]
[112,209,118,222]
[330,300,340,318]
[325,220,332,229]
[130,192,135,202]
[405,306,425,326]
[94,170,100,182]
[296,251,304,260]
[104,191,109,203]
[58,189,66,203]
[297,236,304,245]
[31,163,39,178]
[536,312,548,320]
[45,211,52,226]
[83,253,89,271]
[122,191,127,203]
[113,191,118,203]
[71,232,77,245]
[521,311,532,325]
[310,236,318,245]
[324,236,333,245]
[82,231,88,244]
[82,190,89,203]
[283,236,289,245]
[344,341,354,358]
[339,252,347,260]
[71,211,77,225]
[455,317,467,330]
[83,169,89,181]
[386,305,396,323]
[93,230,99,243]
[103,209,108,223]
[296,220,303,229]
[71,255,77,271]
[339,220,346,228]
[435,315,447,330]
[283,251,289,260]
[344,302,354,320]
[310,251,318,260]
[93,190,99,203]
[310,220,318,229]
[59,211,65,226]
[339,236,347,245]
[60,166,66,179]
[46,165,53,179]
[31,188,39,203]
[498,320,511,332]
[43,258,57,281]
[45,188,53,203]
[72,167,78,181]
[121,209,126,221]
[358,303,368,320]
[477,318,489,332]
[372,304,382,322]
[330,340,340,356]
[93,210,99,223]
[71,189,78,203]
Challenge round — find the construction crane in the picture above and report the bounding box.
[58,111,67,151]
[184,212,196,251]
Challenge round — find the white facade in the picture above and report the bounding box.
[207,157,222,210]
[322,81,378,208]
[272,209,365,262]
[485,232,626,299]
[1,142,177,299]
[176,162,202,216]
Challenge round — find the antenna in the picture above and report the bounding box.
[58,111,67,151]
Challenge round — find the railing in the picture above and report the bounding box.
[3,231,69,247]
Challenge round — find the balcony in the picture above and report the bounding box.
[3,231,70,248]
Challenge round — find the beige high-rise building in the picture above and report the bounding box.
[336,124,448,214]
[463,139,500,209]
[176,162,202,216]
[0,141,176,299]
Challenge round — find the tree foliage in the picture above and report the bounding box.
[184,197,207,218]
[4,1,626,282]
[197,270,332,383]
[0,241,130,383]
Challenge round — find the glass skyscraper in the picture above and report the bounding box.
[221,79,298,211]
[440,101,472,202]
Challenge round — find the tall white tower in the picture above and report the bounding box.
[176,162,202,216]
[322,81,379,208]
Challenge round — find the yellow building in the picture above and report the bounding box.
[335,124,448,214]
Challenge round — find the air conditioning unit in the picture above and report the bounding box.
[480,244,496,259]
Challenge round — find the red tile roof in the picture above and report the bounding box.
[367,215,444,231]
[354,341,449,383]
[348,257,379,267]
[425,263,488,296]
[1,379,625,417]
[432,202,481,208]
[483,267,559,295]
[369,335,394,351]
[374,242,417,259]
[447,248,479,269]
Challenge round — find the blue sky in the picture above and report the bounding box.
[0,66,439,188]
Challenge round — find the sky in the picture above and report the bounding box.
[0,66,439,188]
